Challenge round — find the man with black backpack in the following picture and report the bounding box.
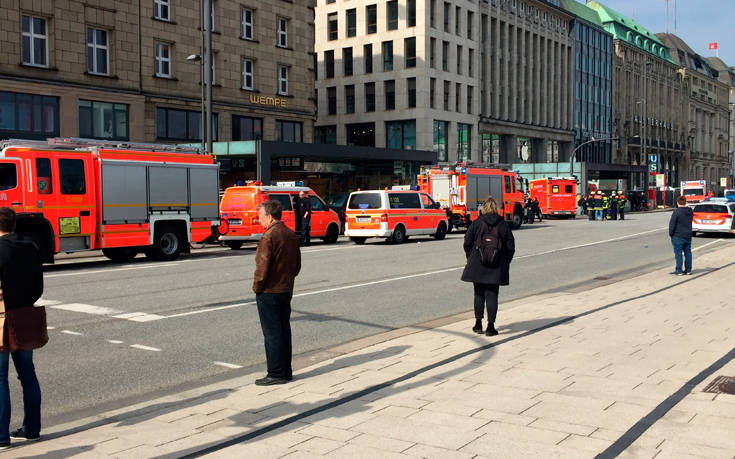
[461,196,515,336]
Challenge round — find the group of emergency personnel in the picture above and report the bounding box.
[523,196,543,224]
[583,191,627,221]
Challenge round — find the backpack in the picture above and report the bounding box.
[474,221,503,266]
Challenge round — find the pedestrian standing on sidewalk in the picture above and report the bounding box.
[0,208,44,447]
[462,197,515,337]
[298,190,312,247]
[253,200,301,385]
[668,196,693,275]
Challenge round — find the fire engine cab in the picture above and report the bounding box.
[0,138,221,262]
[418,163,525,230]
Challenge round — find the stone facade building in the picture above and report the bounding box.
[658,34,730,192]
[705,57,735,187]
[314,0,576,165]
[0,0,315,146]
[588,2,686,190]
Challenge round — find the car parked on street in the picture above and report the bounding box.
[692,201,735,236]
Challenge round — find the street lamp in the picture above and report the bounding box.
[569,136,619,177]
[186,54,205,153]
[186,0,213,155]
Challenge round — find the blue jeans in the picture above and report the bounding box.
[595,210,603,220]
[256,292,293,380]
[671,236,692,274]
[0,350,41,442]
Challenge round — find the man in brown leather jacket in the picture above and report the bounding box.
[253,200,301,385]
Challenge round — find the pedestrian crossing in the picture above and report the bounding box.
[38,298,164,322]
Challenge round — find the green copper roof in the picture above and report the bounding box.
[560,0,604,29]
[586,1,674,63]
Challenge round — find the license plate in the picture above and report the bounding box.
[228,219,242,225]
[701,219,718,224]
[356,216,371,223]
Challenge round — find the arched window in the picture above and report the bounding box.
[635,36,642,47]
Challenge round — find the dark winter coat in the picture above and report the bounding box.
[0,233,44,310]
[461,213,515,286]
[669,205,693,239]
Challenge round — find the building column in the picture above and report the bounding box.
[500,134,518,164]
[531,138,547,163]
[554,41,560,129]
[509,25,517,122]
[493,18,500,119]
[519,27,526,124]
[503,21,510,120]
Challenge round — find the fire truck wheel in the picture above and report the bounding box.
[512,213,523,230]
[434,222,447,240]
[226,241,243,250]
[323,224,339,244]
[150,226,183,261]
[102,248,138,262]
[391,225,406,244]
[350,237,367,244]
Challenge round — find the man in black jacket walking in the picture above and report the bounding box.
[0,208,44,446]
[668,196,693,275]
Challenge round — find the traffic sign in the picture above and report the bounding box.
[649,154,658,163]
[649,163,658,172]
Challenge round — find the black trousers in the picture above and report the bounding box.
[619,208,625,220]
[301,219,311,246]
[473,283,500,325]
[256,292,293,379]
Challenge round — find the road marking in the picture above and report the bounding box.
[130,344,161,352]
[112,312,165,322]
[213,361,243,369]
[36,298,61,306]
[61,330,83,336]
[692,239,723,252]
[52,303,123,316]
[45,262,178,279]
[46,326,55,330]
[107,340,124,344]
[165,301,255,318]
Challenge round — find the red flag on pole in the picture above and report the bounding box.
[708,42,718,50]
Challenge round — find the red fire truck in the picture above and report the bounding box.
[528,177,577,218]
[418,163,525,230]
[0,138,221,262]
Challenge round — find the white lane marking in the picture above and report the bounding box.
[46,326,56,330]
[213,361,243,369]
[112,312,165,322]
[165,301,255,318]
[692,239,723,252]
[130,344,161,352]
[36,298,61,306]
[52,303,123,316]
[107,340,124,344]
[45,263,178,279]
[61,330,83,336]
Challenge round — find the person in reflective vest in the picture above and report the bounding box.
[617,193,627,220]
[601,193,610,221]
[610,192,619,220]
[593,192,604,221]
[586,193,595,221]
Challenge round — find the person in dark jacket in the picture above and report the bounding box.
[298,190,312,246]
[253,200,302,385]
[668,195,693,275]
[524,197,534,224]
[0,208,44,446]
[533,197,543,222]
[461,197,515,336]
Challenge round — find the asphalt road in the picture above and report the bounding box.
[11,211,733,430]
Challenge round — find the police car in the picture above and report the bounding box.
[692,199,735,235]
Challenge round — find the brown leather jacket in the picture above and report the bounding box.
[253,220,301,294]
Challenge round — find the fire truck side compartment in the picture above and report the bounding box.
[189,165,220,221]
[467,174,503,212]
[149,166,189,210]
[101,161,148,223]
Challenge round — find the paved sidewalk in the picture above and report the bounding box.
[5,242,735,458]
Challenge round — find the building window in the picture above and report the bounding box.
[407,78,416,108]
[343,47,353,76]
[275,120,302,143]
[364,44,373,73]
[384,80,395,110]
[387,1,398,30]
[0,91,59,139]
[443,2,450,33]
[365,82,375,112]
[345,84,355,113]
[241,8,254,39]
[468,49,474,77]
[155,42,172,78]
[347,122,375,147]
[443,80,450,111]
[315,125,337,144]
[156,108,218,141]
[346,8,356,37]
[154,0,170,21]
[86,28,109,75]
[21,16,48,67]
[79,100,128,140]
[328,13,338,40]
[277,17,288,48]
[325,50,334,78]
[457,123,471,161]
[277,65,288,95]
[467,86,473,114]
[386,120,416,149]
[430,78,436,109]
[455,83,461,112]
[433,120,448,161]
[242,59,254,90]
[382,41,393,71]
[430,0,436,28]
[456,45,462,74]
[404,38,416,68]
[467,11,473,39]
[366,5,377,34]
[327,86,337,115]
[232,115,262,140]
[442,41,449,71]
[408,0,416,27]
[430,38,436,68]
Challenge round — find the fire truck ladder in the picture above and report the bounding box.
[1,137,203,154]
